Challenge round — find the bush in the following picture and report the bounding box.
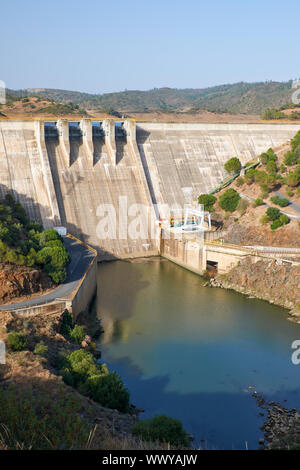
[244,168,256,184]
[270,196,289,207]
[59,309,73,337]
[235,176,245,187]
[266,207,281,221]
[266,160,277,173]
[7,331,27,351]
[39,229,62,246]
[69,325,86,344]
[260,215,270,225]
[285,171,300,187]
[198,194,217,212]
[131,415,190,448]
[60,349,103,387]
[270,219,283,230]
[260,148,277,164]
[237,198,249,215]
[59,349,129,413]
[284,151,298,166]
[254,198,264,206]
[33,342,48,356]
[219,189,241,212]
[224,157,242,174]
[81,372,130,413]
[0,383,90,449]
[279,214,290,225]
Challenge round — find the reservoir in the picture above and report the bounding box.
[96,258,300,449]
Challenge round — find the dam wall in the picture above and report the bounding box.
[137,122,300,211]
[0,120,61,228]
[160,229,300,275]
[0,119,299,259]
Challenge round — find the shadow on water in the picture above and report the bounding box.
[96,259,300,450]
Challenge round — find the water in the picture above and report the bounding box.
[95,258,300,449]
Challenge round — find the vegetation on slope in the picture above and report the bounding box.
[198,130,300,235]
[6,80,295,115]
[0,93,87,117]
[0,194,70,283]
[262,103,300,121]
[0,308,190,450]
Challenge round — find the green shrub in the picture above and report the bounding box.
[271,219,284,230]
[244,168,256,184]
[198,194,217,212]
[59,309,73,338]
[60,349,103,387]
[0,383,90,449]
[266,207,281,221]
[235,176,245,187]
[59,349,129,413]
[260,215,270,224]
[7,331,27,351]
[284,151,298,166]
[280,164,286,173]
[39,229,62,246]
[270,196,289,207]
[69,325,86,344]
[286,189,294,197]
[33,342,48,356]
[219,189,241,212]
[254,198,264,206]
[285,171,300,187]
[266,160,277,173]
[81,372,130,413]
[237,198,249,215]
[131,415,190,448]
[279,214,290,225]
[224,157,242,174]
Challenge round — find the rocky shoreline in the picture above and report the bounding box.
[207,258,300,321]
[252,391,300,449]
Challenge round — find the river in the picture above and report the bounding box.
[95,258,300,449]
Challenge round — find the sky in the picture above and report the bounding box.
[1,0,299,94]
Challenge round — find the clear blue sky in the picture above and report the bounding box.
[1,0,299,94]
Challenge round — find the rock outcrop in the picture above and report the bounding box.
[0,263,52,303]
[210,258,300,315]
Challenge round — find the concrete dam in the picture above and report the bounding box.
[0,119,299,260]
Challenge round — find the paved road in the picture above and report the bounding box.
[239,193,300,220]
[274,191,300,215]
[0,236,96,311]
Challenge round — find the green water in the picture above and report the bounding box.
[96,258,300,449]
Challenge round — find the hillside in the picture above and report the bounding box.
[0,94,87,119]
[7,80,295,115]
[203,133,300,248]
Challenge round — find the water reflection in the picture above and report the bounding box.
[96,259,300,449]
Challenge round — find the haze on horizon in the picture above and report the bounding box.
[1,0,299,95]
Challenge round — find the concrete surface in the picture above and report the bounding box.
[0,119,299,259]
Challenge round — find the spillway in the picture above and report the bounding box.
[0,119,299,259]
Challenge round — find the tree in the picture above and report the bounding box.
[218,189,241,212]
[198,194,216,212]
[266,207,281,221]
[224,157,242,174]
[285,171,300,187]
